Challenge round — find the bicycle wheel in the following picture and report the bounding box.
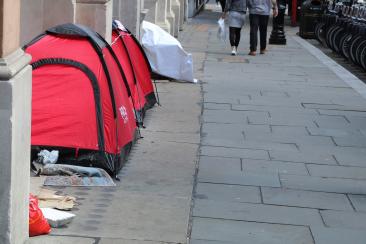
[326,25,339,49]
[331,27,345,53]
[340,33,353,59]
[316,23,326,45]
[356,39,366,66]
[349,35,362,64]
[359,44,366,70]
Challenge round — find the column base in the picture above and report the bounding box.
[0,48,32,244]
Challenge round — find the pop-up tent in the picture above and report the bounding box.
[111,25,147,124]
[112,20,157,108]
[25,23,138,175]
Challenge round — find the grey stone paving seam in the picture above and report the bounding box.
[320,210,366,229]
[191,217,314,244]
[280,174,366,194]
[306,164,366,180]
[193,199,324,226]
[194,182,261,203]
[348,194,366,212]
[261,187,353,211]
[310,226,366,244]
[293,36,366,100]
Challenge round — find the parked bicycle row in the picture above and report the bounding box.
[315,1,366,69]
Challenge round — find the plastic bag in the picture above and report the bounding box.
[38,150,59,164]
[217,18,227,42]
[29,194,51,237]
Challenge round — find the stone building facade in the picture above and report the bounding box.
[20,0,205,45]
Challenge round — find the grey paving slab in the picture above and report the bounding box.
[203,122,271,136]
[313,116,351,129]
[195,182,261,203]
[202,109,248,124]
[302,103,366,110]
[307,164,366,180]
[26,236,96,244]
[242,158,309,175]
[200,145,269,160]
[318,109,366,118]
[191,5,366,244]
[51,193,190,243]
[99,239,170,244]
[321,210,366,229]
[269,149,337,165]
[262,187,353,211]
[202,123,300,151]
[311,226,366,244]
[191,217,314,244]
[348,195,366,212]
[346,116,366,129]
[247,112,318,127]
[244,129,335,147]
[190,240,237,244]
[306,127,360,137]
[142,130,200,144]
[193,199,324,226]
[231,104,319,115]
[280,174,366,194]
[198,167,281,187]
[332,148,366,167]
[270,125,310,137]
[203,102,231,110]
[332,135,366,147]
[199,155,241,173]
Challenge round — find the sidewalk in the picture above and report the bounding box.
[189,3,366,244]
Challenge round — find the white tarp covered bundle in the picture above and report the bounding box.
[141,21,196,83]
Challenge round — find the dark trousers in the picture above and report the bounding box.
[249,14,269,52]
[229,27,241,47]
[218,0,226,12]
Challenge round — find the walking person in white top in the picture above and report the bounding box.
[247,0,278,56]
[222,0,247,56]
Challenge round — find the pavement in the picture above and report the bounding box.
[29,2,366,244]
[188,3,366,244]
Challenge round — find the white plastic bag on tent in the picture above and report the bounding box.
[217,18,227,42]
[141,21,196,83]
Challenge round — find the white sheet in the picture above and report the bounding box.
[141,21,196,83]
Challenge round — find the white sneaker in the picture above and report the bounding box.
[231,47,237,56]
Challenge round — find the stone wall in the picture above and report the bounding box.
[20,0,191,44]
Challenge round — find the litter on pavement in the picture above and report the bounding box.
[40,208,75,228]
[36,188,76,211]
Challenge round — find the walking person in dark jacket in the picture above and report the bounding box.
[222,0,247,56]
[247,0,278,56]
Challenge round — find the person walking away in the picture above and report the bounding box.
[247,0,278,56]
[222,0,247,56]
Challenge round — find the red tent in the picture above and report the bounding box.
[25,23,138,175]
[111,30,147,124]
[112,20,157,108]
